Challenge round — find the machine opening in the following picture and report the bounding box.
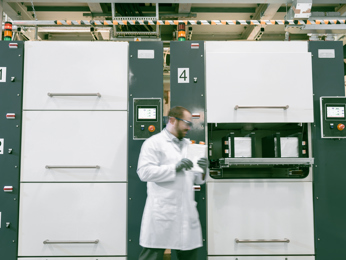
[207,122,312,179]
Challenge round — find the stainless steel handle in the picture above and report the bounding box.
[43,239,99,244]
[45,165,100,169]
[48,93,101,97]
[234,105,289,110]
[235,238,290,243]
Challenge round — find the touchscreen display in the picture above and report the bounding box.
[327,106,345,118]
[138,108,157,120]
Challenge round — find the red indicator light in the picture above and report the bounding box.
[337,124,345,131]
[6,113,15,119]
[4,186,13,192]
[148,125,155,132]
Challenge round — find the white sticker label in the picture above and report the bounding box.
[178,68,190,83]
[0,138,3,154]
[0,67,7,82]
[138,49,155,59]
[318,49,335,59]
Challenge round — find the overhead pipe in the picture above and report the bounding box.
[8,19,346,27]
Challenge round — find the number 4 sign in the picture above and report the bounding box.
[178,68,189,83]
[0,67,7,83]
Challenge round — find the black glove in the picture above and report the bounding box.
[197,157,209,173]
[176,158,193,172]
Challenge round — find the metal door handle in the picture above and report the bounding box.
[234,105,289,110]
[47,93,101,97]
[43,239,99,244]
[235,238,290,243]
[45,165,100,169]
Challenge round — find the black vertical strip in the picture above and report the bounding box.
[298,133,303,157]
[128,42,163,260]
[251,132,256,158]
[309,41,346,260]
[230,132,235,158]
[221,136,228,158]
[170,41,206,260]
[0,41,24,260]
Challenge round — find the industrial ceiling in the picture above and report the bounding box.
[2,0,346,42]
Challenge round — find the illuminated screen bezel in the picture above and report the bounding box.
[326,105,345,119]
[136,106,158,122]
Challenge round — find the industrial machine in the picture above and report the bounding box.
[205,41,315,260]
[0,40,345,260]
[0,40,163,260]
[170,40,346,260]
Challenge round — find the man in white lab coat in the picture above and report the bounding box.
[137,106,208,260]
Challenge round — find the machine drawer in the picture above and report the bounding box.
[205,44,313,123]
[23,41,128,110]
[207,182,314,255]
[208,257,314,260]
[18,183,127,256]
[21,111,127,182]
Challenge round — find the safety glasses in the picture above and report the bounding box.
[174,117,193,127]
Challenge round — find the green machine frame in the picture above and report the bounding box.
[310,41,346,260]
[0,41,24,260]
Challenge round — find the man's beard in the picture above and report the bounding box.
[176,127,187,140]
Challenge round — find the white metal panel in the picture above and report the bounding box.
[18,183,127,256]
[23,41,128,110]
[208,257,314,260]
[205,46,314,123]
[21,111,127,182]
[207,182,314,255]
[206,41,308,53]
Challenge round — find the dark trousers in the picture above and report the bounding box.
[138,247,198,260]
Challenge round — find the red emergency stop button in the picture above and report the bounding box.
[148,125,155,132]
[337,124,345,131]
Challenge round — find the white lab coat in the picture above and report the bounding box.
[137,128,205,250]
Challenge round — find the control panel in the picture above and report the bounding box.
[133,98,161,140]
[321,96,346,138]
